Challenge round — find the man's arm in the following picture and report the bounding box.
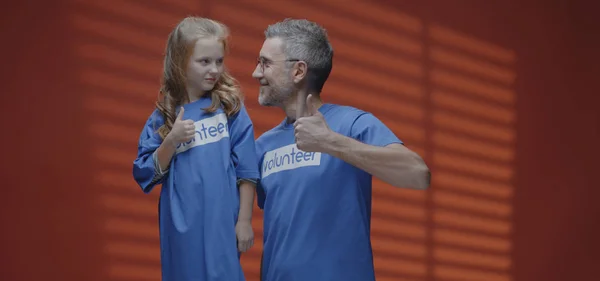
[294,94,430,190]
[324,135,430,190]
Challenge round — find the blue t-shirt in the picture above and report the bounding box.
[133,96,259,281]
[255,103,403,281]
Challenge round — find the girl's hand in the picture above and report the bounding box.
[235,220,254,253]
[166,108,195,147]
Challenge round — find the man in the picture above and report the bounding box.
[252,18,430,281]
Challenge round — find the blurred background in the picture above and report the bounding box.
[1,0,599,280]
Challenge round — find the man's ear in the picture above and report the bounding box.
[292,61,308,83]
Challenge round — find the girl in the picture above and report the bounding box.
[133,17,259,281]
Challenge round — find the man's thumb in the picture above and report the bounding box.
[176,107,185,120]
[306,94,319,116]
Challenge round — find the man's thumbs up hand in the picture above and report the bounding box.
[294,94,333,152]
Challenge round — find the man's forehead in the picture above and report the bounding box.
[259,37,285,60]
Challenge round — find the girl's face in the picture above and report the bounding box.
[186,37,225,99]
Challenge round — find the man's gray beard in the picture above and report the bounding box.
[260,85,294,107]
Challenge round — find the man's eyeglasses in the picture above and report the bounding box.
[256,57,300,72]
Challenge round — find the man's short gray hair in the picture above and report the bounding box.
[265,18,334,94]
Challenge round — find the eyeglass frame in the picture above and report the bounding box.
[256,57,301,72]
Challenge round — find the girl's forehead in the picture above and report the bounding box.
[191,38,224,57]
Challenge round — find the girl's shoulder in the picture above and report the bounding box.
[139,109,166,136]
[147,108,166,126]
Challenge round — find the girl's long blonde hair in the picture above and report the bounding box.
[156,17,242,140]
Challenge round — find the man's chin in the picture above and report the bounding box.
[258,95,274,107]
[258,99,274,107]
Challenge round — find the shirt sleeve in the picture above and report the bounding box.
[132,111,167,193]
[229,105,260,181]
[350,113,403,147]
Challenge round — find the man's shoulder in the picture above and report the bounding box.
[255,122,288,154]
[321,104,375,135]
[323,103,369,120]
[257,125,282,142]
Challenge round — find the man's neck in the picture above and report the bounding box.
[281,90,322,123]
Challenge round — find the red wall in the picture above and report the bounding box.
[1,0,598,280]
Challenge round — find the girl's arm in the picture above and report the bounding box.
[154,136,177,173]
[236,179,256,253]
[133,108,194,193]
[229,105,261,252]
[237,179,257,222]
[133,112,168,193]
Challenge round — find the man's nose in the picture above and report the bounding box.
[252,64,262,79]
